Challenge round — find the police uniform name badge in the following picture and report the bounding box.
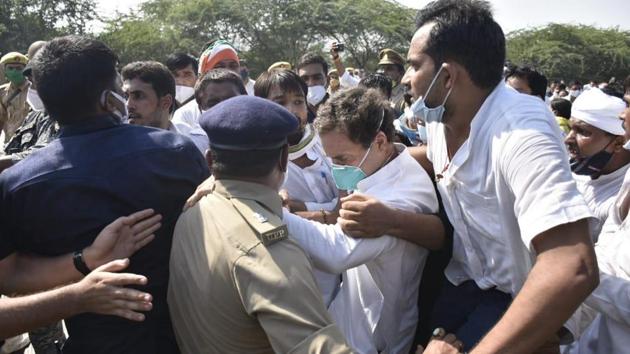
[231,198,289,246]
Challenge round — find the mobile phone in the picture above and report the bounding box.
[335,43,345,52]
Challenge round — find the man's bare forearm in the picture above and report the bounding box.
[472,220,598,353]
[0,283,80,339]
[1,253,82,295]
[387,209,445,250]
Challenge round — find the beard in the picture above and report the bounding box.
[288,126,305,146]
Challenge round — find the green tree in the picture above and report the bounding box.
[0,0,97,55]
[98,0,415,75]
[506,24,630,83]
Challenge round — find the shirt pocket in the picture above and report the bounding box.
[456,188,503,244]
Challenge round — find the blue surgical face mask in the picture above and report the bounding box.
[331,110,384,191]
[417,124,427,143]
[409,64,453,124]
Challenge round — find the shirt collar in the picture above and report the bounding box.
[58,114,122,138]
[213,179,283,217]
[357,143,406,192]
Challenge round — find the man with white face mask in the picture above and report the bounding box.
[394,1,598,352]
[165,53,197,104]
[297,53,330,115]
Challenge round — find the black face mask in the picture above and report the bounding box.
[240,69,249,81]
[570,139,615,178]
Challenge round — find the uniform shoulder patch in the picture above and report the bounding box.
[230,198,288,246]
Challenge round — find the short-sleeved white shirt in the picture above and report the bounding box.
[427,83,593,295]
[172,100,209,153]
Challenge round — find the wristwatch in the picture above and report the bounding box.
[72,250,91,276]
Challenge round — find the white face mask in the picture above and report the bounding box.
[101,90,128,122]
[26,87,45,112]
[624,139,630,151]
[409,64,453,125]
[175,85,195,103]
[307,85,327,106]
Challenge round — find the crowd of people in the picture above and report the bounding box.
[0,0,628,353]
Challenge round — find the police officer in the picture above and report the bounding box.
[0,52,30,142]
[377,48,407,115]
[167,95,353,354]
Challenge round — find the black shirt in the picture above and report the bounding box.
[0,114,209,354]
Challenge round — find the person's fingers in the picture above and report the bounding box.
[108,297,153,312]
[453,340,464,352]
[102,272,148,286]
[109,308,147,322]
[131,214,162,235]
[443,334,457,344]
[133,221,161,240]
[111,287,153,302]
[133,234,156,252]
[338,208,361,220]
[340,200,367,213]
[93,259,130,273]
[337,218,362,232]
[123,209,156,225]
[340,192,368,203]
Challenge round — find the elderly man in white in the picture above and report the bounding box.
[282,88,442,354]
[564,88,630,239]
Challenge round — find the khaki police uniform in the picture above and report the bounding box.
[378,49,407,115]
[168,179,352,354]
[0,80,29,142]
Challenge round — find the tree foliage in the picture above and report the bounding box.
[507,24,630,82]
[97,0,415,75]
[0,0,97,55]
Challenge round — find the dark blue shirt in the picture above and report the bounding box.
[0,114,209,354]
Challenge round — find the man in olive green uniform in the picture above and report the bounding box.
[168,95,352,354]
[377,48,407,116]
[0,52,30,143]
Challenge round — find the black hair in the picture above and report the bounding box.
[624,74,630,94]
[558,83,567,91]
[506,66,548,100]
[551,98,571,119]
[359,74,393,99]
[415,0,505,89]
[211,146,283,178]
[121,61,176,112]
[165,52,198,75]
[296,53,328,76]
[315,87,395,148]
[254,69,308,99]
[194,68,247,104]
[31,35,118,124]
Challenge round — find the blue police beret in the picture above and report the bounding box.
[200,95,299,150]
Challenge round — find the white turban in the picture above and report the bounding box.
[571,88,626,135]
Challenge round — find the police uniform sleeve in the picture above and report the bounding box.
[233,239,353,353]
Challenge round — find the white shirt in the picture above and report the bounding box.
[427,83,593,295]
[172,100,209,153]
[283,144,439,354]
[283,136,340,306]
[339,71,360,88]
[245,78,256,96]
[563,213,630,354]
[573,164,630,240]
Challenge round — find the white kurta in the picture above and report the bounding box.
[283,144,439,354]
[426,83,593,296]
[573,164,629,240]
[172,100,209,153]
[563,169,630,354]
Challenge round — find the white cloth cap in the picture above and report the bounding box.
[572,88,626,135]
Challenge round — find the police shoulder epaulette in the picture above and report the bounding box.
[230,198,288,246]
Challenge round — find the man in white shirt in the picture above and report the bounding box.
[565,88,629,239]
[165,53,198,105]
[172,40,241,153]
[562,77,630,354]
[397,1,598,352]
[239,59,256,96]
[254,68,341,306]
[121,61,179,132]
[282,87,442,354]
